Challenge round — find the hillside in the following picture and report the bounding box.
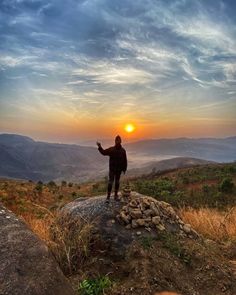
[126,136,236,163]
[1,133,236,183]
[126,157,213,177]
[0,134,106,182]
[1,162,236,295]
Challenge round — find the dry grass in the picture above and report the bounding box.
[49,215,95,275]
[179,207,236,241]
[21,206,95,275]
[22,213,53,242]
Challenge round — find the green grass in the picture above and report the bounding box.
[158,232,192,265]
[139,236,157,250]
[78,276,113,295]
[132,163,236,208]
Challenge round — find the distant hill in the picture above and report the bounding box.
[0,134,106,182]
[0,133,235,182]
[126,157,213,177]
[126,136,236,162]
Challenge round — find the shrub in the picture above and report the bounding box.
[134,178,175,199]
[91,182,106,194]
[202,184,210,194]
[71,191,77,198]
[182,176,190,185]
[34,183,43,194]
[61,180,67,187]
[59,194,64,200]
[219,177,234,193]
[48,180,57,187]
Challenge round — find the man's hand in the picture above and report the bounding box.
[96,141,101,148]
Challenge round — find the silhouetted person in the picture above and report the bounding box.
[97,135,127,203]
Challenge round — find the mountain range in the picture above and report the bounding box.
[0,133,235,182]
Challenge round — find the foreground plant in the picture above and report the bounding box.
[78,276,113,295]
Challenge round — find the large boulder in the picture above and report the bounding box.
[60,195,134,258]
[0,205,76,295]
[60,192,199,259]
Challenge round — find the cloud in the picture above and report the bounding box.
[0,0,236,138]
[72,61,153,85]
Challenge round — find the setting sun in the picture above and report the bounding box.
[124,123,135,133]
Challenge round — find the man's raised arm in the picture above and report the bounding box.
[96,142,111,156]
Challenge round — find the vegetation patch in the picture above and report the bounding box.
[133,163,236,208]
[78,276,113,295]
[158,232,192,265]
[139,236,157,250]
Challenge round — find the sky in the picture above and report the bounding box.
[0,0,236,143]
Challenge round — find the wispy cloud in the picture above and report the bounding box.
[0,0,236,139]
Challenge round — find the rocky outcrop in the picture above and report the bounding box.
[60,195,134,258]
[0,205,76,295]
[60,192,199,262]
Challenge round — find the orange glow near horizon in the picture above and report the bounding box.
[1,114,236,144]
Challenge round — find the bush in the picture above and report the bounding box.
[35,183,43,194]
[219,177,234,193]
[91,182,106,194]
[71,191,77,198]
[48,180,57,187]
[61,180,67,187]
[202,184,210,194]
[134,178,175,199]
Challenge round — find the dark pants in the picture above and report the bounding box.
[107,170,122,198]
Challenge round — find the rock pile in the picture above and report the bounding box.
[117,193,198,238]
[122,184,132,199]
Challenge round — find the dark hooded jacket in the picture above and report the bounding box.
[98,143,127,173]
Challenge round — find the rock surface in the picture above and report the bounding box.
[0,205,76,295]
[60,195,134,258]
[60,192,199,259]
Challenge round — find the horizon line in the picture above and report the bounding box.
[0,132,235,147]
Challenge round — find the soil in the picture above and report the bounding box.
[69,233,236,295]
[63,195,236,295]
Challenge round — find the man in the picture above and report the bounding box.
[97,135,127,203]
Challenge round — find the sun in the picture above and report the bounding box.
[124,123,135,133]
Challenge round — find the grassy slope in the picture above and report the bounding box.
[1,163,236,294]
[0,163,236,243]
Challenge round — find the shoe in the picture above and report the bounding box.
[105,197,110,204]
[114,195,120,201]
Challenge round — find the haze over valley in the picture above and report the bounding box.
[1,133,235,182]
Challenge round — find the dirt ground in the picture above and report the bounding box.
[69,231,236,295]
